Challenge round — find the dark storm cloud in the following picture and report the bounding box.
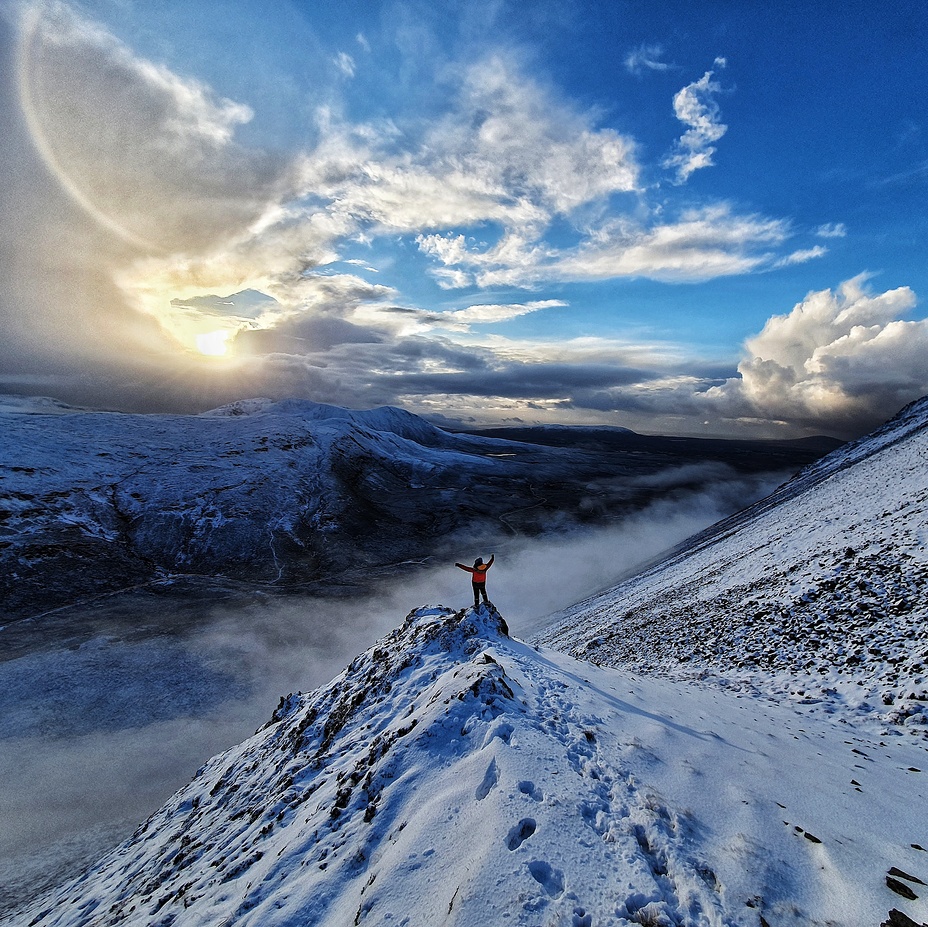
[235,315,383,355]
[388,361,657,399]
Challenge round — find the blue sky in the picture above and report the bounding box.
[1,0,927,437]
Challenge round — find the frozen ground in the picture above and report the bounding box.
[0,462,797,914]
[539,396,928,739]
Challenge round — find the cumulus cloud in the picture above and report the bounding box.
[706,275,928,434]
[663,62,728,183]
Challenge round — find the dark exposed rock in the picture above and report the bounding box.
[889,867,926,885]
[887,876,919,900]
[881,908,927,927]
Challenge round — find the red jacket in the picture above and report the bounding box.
[456,556,494,582]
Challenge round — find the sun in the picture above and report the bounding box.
[195,330,232,357]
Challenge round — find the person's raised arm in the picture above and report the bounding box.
[486,554,495,569]
[455,562,471,572]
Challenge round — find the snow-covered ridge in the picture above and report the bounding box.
[7,397,928,927]
[537,395,928,731]
[0,395,95,415]
[203,398,454,448]
[10,605,928,927]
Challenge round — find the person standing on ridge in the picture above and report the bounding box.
[456,554,495,610]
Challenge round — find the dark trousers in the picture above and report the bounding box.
[473,582,489,607]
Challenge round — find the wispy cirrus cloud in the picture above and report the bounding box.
[356,299,568,335]
[816,222,847,239]
[774,245,829,267]
[418,205,791,287]
[334,52,356,77]
[663,60,728,184]
[624,43,674,75]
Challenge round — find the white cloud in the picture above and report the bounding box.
[816,222,847,238]
[624,43,673,75]
[663,64,728,184]
[559,207,787,282]
[452,300,567,325]
[353,299,567,337]
[343,259,379,272]
[706,275,927,433]
[334,52,356,78]
[774,245,828,267]
[356,33,371,53]
[419,205,790,286]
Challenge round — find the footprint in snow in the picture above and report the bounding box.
[482,720,514,747]
[475,759,498,800]
[572,906,592,927]
[518,780,543,802]
[527,860,565,897]
[506,818,537,850]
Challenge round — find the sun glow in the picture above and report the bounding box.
[195,329,232,356]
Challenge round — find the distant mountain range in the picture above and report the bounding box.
[0,398,834,621]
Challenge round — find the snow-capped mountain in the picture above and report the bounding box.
[8,604,927,927]
[538,395,928,733]
[6,399,928,927]
[0,397,825,621]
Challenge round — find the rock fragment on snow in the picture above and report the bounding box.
[881,908,928,927]
[889,867,926,885]
[887,875,919,900]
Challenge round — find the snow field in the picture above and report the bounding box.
[539,397,928,736]
[8,605,927,927]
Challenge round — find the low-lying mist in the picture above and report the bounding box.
[0,467,789,915]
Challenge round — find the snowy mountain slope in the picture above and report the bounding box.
[537,395,928,733]
[0,398,625,618]
[0,398,823,621]
[7,605,927,927]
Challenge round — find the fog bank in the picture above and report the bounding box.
[0,468,787,914]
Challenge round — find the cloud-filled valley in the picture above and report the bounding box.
[2,394,926,927]
[0,454,791,916]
